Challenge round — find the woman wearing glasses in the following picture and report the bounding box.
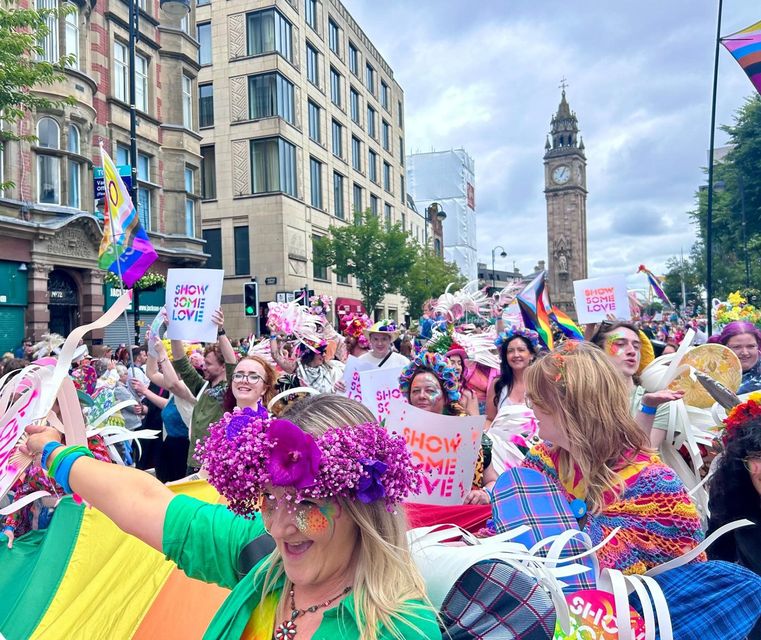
[223,354,277,416]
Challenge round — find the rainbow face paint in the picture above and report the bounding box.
[260,493,339,538]
[605,331,633,357]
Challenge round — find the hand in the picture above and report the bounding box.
[334,379,346,393]
[133,403,145,416]
[19,424,63,465]
[212,308,224,328]
[130,379,148,396]
[642,389,685,408]
[2,528,14,549]
[464,489,490,505]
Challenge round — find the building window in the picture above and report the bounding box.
[400,175,405,203]
[248,72,294,124]
[349,41,359,75]
[384,202,392,228]
[331,119,343,158]
[197,22,211,65]
[383,161,391,193]
[328,18,340,55]
[401,211,406,230]
[380,80,389,110]
[382,120,391,151]
[336,272,349,285]
[200,145,216,199]
[398,100,403,127]
[182,74,193,129]
[65,3,80,69]
[352,183,362,216]
[330,67,342,107]
[234,226,250,275]
[250,137,297,196]
[367,106,376,138]
[313,235,328,280]
[304,0,317,30]
[114,41,128,102]
[365,62,375,94]
[399,136,404,165]
[351,136,361,172]
[306,42,319,86]
[368,148,377,183]
[203,228,222,270]
[308,100,321,143]
[67,124,81,208]
[333,171,345,219]
[37,0,58,62]
[310,157,322,209]
[137,153,151,230]
[36,117,60,204]
[350,87,360,125]
[135,53,148,112]
[184,167,195,236]
[247,8,292,61]
[369,194,378,215]
[199,83,214,127]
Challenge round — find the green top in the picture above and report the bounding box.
[629,385,670,431]
[172,356,236,467]
[162,495,441,640]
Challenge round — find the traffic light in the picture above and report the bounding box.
[244,282,259,317]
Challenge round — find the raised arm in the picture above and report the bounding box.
[269,336,297,374]
[213,309,237,365]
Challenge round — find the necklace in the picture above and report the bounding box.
[274,585,352,639]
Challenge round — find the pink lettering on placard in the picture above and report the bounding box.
[421,474,454,497]
[0,389,38,468]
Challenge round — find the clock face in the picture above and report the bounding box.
[552,165,571,185]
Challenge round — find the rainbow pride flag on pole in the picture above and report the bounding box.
[722,20,761,96]
[516,270,554,350]
[550,305,584,340]
[98,144,158,287]
[637,264,672,306]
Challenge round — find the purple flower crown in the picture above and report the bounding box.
[195,407,422,517]
[495,326,539,349]
[398,352,461,404]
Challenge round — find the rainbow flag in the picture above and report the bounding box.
[98,144,158,287]
[722,20,761,95]
[637,264,672,306]
[517,271,554,349]
[550,305,584,340]
[0,480,228,639]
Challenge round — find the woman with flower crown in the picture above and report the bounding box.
[19,394,439,639]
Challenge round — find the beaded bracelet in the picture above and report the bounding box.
[46,445,94,494]
[640,404,657,416]
[41,441,64,470]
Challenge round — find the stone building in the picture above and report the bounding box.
[195,0,420,337]
[0,0,205,352]
[543,89,588,315]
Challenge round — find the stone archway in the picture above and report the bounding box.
[47,269,80,336]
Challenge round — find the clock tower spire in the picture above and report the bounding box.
[544,85,588,316]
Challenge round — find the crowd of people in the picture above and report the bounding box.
[2,294,761,639]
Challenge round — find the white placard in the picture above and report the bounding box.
[165,269,224,343]
[386,401,483,506]
[340,355,375,402]
[358,366,406,421]
[573,274,630,324]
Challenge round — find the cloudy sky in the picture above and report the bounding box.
[346,0,759,288]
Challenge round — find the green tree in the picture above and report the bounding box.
[399,247,466,319]
[662,245,705,311]
[313,210,418,314]
[0,3,75,189]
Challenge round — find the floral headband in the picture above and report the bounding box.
[342,312,372,339]
[295,338,328,358]
[398,352,461,404]
[720,392,761,445]
[195,407,422,516]
[495,327,540,349]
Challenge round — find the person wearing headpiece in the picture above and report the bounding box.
[270,337,344,394]
[358,320,410,368]
[19,394,438,638]
[444,347,479,416]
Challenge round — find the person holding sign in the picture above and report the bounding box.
[523,341,704,574]
[358,321,410,369]
[18,394,438,639]
[399,352,496,505]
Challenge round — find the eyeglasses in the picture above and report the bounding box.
[742,456,760,472]
[232,372,263,384]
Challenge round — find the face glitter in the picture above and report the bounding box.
[261,492,339,537]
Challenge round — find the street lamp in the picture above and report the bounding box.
[491,245,507,290]
[424,202,446,251]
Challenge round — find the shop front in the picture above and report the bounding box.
[102,286,166,347]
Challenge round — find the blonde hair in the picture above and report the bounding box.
[257,394,433,640]
[525,341,650,514]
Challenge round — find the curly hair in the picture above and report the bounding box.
[222,355,277,412]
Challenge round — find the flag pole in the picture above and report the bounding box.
[99,142,136,372]
[706,0,724,335]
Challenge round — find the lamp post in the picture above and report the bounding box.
[424,202,446,253]
[491,245,507,290]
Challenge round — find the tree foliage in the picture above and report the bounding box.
[313,210,418,314]
[399,247,466,319]
[0,3,76,188]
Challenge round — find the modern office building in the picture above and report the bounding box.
[0,0,205,351]
[196,0,418,336]
[407,148,478,281]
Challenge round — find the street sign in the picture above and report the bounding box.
[94,165,132,199]
[265,276,277,285]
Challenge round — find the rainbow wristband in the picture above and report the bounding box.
[640,404,657,416]
[41,442,64,470]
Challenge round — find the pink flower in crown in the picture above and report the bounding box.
[266,419,321,489]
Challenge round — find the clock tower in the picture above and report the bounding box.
[544,88,588,315]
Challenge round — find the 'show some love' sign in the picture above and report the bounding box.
[385,402,482,506]
[573,275,630,324]
[165,268,224,342]
[358,366,406,421]
[339,355,375,402]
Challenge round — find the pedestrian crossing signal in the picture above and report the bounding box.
[244,282,259,317]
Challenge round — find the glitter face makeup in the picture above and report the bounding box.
[603,328,641,377]
[260,493,339,538]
